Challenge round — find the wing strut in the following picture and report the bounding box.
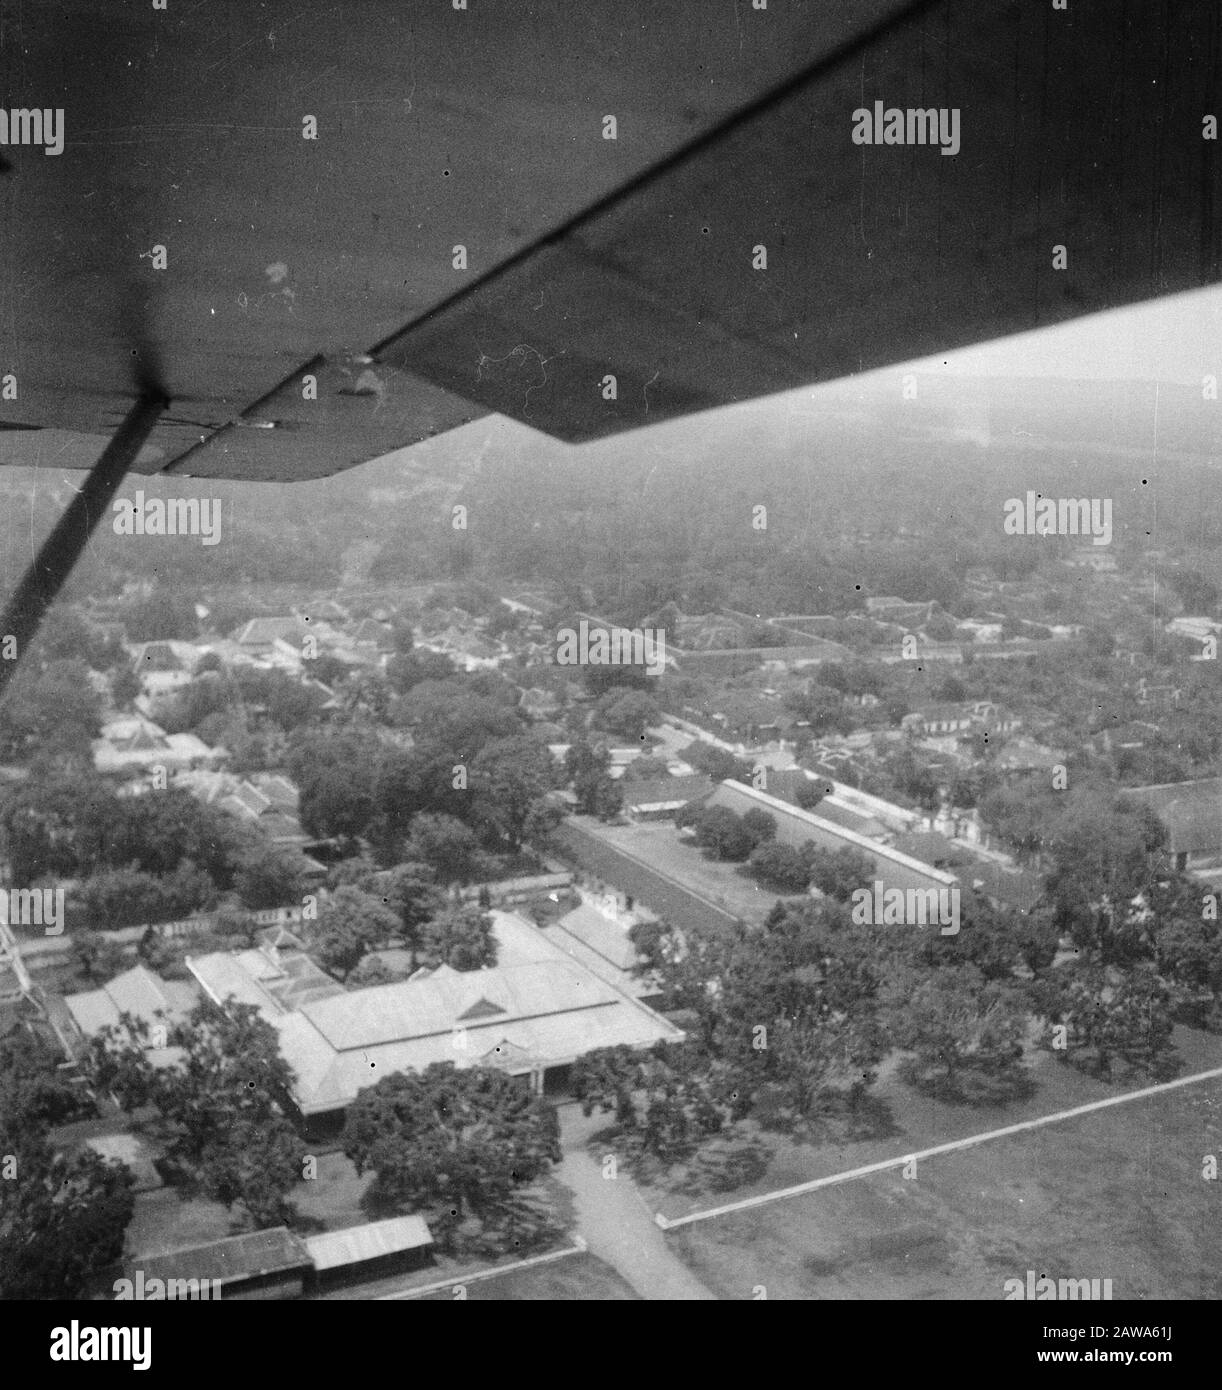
[0,393,168,701]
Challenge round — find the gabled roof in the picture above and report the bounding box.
[258,811,311,844]
[63,965,196,1054]
[551,903,639,972]
[188,911,683,1113]
[299,678,339,706]
[226,781,273,815]
[130,1228,312,1286]
[301,959,619,1050]
[112,726,167,752]
[457,995,508,1021]
[967,862,1044,913]
[622,773,713,809]
[100,714,170,749]
[993,737,1065,770]
[891,830,974,868]
[297,599,350,623]
[250,773,299,811]
[477,1037,539,1069]
[906,703,975,724]
[351,618,394,647]
[1125,779,1222,857]
[257,925,306,952]
[135,640,185,671]
[231,617,305,648]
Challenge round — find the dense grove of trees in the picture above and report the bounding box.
[84,1001,305,1229]
[0,1029,132,1299]
[566,740,623,820]
[584,786,1217,1171]
[282,692,563,872]
[592,688,660,740]
[677,800,875,902]
[0,659,104,765]
[0,777,307,924]
[342,1064,562,1251]
[0,639,568,957]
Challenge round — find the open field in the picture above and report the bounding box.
[410,1254,639,1301]
[658,1032,1222,1300]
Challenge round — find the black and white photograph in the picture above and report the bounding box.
[1,0,1220,1354]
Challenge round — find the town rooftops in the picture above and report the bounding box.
[232,945,345,1010]
[903,703,975,728]
[164,732,216,762]
[98,715,168,752]
[966,862,1045,914]
[231,617,306,648]
[220,782,273,817]
[296,599,349,623]
[758,767,895,839]
[992,737,1065,771]
[63,966,196,1062]
[94,717,222,773]
[132,640,201,672]
[621,773,714,810]
[891,830,975,869]
[802,795,888,841]
[351,618,394,648]
[249,773,299,811]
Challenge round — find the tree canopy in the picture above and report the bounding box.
[341,1063,561,1246]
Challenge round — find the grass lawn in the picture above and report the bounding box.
[652,1027,1222,1299]
[125,1189,238,1258]
[412,1253,639,1301]
[291,1149,375,1231]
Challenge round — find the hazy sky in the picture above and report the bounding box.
[898,284,1221,386]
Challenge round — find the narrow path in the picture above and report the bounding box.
[556,1109,717,1300]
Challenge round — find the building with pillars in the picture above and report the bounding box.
[186,910,681,1127]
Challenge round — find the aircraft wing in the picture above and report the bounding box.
[1,0,1217,482]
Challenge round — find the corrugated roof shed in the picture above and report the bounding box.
[304,1216,433,1272]
[131,1228,312,1286]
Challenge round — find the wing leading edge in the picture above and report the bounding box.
[2,0,1217,481]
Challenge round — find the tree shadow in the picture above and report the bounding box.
[898,1058,1038,1106]
[751,1090,902,1146]
[663,1132,774,1197]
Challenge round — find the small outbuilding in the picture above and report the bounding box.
[304,1215,434,1291]
[129,1227,313,1301]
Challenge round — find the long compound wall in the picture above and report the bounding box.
[705,782,958,896]
[551,821,744,940]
